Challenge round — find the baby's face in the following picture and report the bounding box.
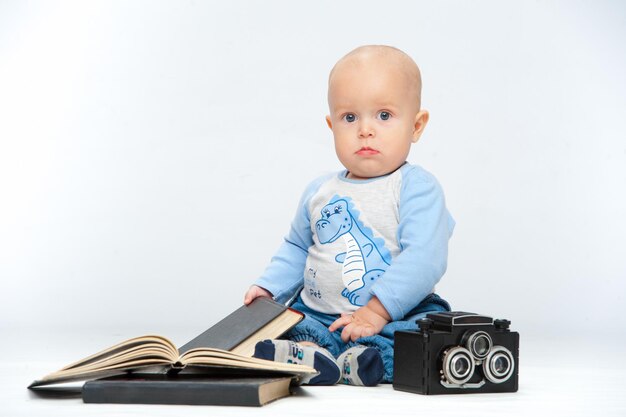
[326,60,427,180]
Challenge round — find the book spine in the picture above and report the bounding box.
[82,382,261,406]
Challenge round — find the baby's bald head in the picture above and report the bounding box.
[328,45,423,111]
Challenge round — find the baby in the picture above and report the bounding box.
[244,45,455,386]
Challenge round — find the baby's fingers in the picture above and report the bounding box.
[342,324,375,343]
[341,323,355,343]
[329,313,352,332]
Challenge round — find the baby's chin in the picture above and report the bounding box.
[342,153,410,180]
[346,165,400,180]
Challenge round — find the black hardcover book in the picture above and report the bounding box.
[82,373,293,407]
[179,297,303,356]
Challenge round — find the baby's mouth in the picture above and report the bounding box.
[356,146,380,156]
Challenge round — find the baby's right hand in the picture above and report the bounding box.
[243,285,273,305]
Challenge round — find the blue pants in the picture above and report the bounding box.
[283,293,450,383]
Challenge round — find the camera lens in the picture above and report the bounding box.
[493,356,510,375]
[441,346,475,385]
[452,356,470,376]
[483,346,515,384]
[474,337,490,356]
[464,330,493,360]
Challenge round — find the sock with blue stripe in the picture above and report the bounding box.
[338,345,384,386]
[253,339,340,385]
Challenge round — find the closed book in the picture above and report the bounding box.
[82,373,293,406]
[179,297,303,356]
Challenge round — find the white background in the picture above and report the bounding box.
[1,1,625,415]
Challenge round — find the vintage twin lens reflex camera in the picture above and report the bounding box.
[393,311,519,395]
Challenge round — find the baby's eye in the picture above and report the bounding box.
[343,113,357,123]
[378,111,391,121]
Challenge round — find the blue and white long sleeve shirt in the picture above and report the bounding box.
[255,163,455,321]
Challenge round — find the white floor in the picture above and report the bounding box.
[2,326,624,417]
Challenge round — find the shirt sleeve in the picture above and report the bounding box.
[254,174,330,305]
[370,166,455,320]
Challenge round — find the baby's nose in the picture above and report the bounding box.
[358,122,375,138]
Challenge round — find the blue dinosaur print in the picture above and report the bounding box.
[315,196,390,306]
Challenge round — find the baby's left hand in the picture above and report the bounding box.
[329,302,390,343]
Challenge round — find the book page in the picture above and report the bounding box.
[32,335,179,386]
[180,347,317,376]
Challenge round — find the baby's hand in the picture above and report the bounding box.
[243,285,273,305]
[328,301,390,343]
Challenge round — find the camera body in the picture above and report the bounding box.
[393,311,519,395]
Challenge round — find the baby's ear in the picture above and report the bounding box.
[412,110,429,143]
[325,115,333,130]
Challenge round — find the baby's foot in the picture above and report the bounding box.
[253,339,340,385]
[337,345,384,386]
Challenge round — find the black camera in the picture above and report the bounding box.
[393,311,519,395]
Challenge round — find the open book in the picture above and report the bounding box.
[29,298,316,388]
[28,334,317,388]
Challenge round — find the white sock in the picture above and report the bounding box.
[254,339,340,385]
[337,345,384,386]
